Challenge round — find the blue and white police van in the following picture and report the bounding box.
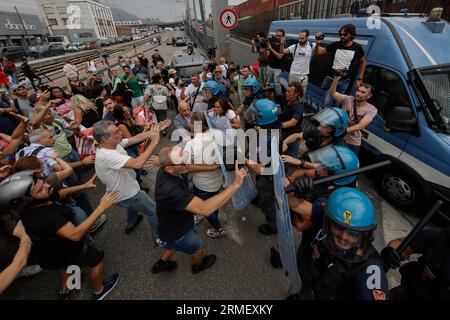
[268,11,450,219]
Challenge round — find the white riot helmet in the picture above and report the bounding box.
[0,170,36,208]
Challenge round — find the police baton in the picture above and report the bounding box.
[284,160,392,193]
[395,199,443,256]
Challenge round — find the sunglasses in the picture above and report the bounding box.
[339,33,350,37]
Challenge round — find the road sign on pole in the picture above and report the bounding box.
[220,8,238,30]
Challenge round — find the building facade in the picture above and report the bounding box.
[0,10,45,47]
[38,0,116,43]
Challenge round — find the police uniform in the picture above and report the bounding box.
[391,227,450,300]
[296,187,389,300]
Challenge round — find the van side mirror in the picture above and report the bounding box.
[385,106,416,132]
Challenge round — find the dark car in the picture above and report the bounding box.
[31,43,65,59]
[0,46,28,62]
[175,36,187,46]
[170,53,209,84]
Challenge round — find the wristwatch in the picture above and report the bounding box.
[296,159,305,168]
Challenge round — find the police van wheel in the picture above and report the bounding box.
[379,170,423,212]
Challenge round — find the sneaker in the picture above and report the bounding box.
[17,265,43,279]
[206,228,226,238]
[258,224,277,235]
[151,259,177,274]
[194,214,205,224]
[89,214,107,233]
[92,273,120,300]
[125,214,143,234]
[58,289,74,301]
[192,254,216,274]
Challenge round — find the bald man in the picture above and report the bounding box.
[173,101,191,132]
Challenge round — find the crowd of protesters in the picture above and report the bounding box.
[0,23,447,301]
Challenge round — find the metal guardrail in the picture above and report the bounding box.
[17,35,163,84]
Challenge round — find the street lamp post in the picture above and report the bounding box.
[14,6,30,55]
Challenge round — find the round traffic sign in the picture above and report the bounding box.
[220,8,238,30]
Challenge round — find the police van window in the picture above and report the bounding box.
[364,65,411,119]
[309,42,333,86]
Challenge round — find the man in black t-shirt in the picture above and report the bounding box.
[151,146,247,274]
[0,172,120,300]
[138,52,149,69]
[266,29,286,96]
[314,24,366,108]
[151,49,165,68]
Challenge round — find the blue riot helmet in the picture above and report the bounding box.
[203,80,221,96]
[254,98,278,125]
[311,107,349,137]
[323,187,376,261]
[308,145,359,185]
[242,77,259,94]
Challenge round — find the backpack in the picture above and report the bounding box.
[281,44,297,72]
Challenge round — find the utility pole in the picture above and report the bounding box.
[198,0,208,50]
[212,0,230,61]
[14,6,30,54]
[192,0,200,45]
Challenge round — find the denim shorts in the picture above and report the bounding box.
[162,227,202,255]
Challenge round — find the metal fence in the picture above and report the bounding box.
[231,0,370,40]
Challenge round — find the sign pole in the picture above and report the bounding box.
[212,0,230,62]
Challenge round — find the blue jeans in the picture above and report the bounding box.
[323,77,351,109]
[10,72,19,84]
[287,139,300,159]
[162,227,202,255]
[126,146,142,183]
[193,185,221,230]
[69,204,93,242]
[62,148,93,215]
[118,190,158,237]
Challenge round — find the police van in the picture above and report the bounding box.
[268,11,450,219]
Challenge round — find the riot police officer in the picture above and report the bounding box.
[245,98,281,235]
[203,80,224,111]
[381,226,450,300]
[234,77,263,130]
[284,145,359,231]
[292,187,389,300]
[282,107,349,157]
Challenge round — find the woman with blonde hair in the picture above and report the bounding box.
[71,94,100,128]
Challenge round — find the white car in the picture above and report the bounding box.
[68,42,85,52]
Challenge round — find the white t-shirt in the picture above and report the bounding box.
[288,42,315,75]
[87,61,97,72]
[184,83,205,108]
[95,139,140,202]
[184,131,223,192]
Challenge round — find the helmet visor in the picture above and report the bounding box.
[308,145,345,176]
[312,108,343,129]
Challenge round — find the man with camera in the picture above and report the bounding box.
[314,24,366,109]
[251,32,269,86]
[265,29,286,96]
[282,30,314,100]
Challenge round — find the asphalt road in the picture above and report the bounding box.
[1,33,421,300]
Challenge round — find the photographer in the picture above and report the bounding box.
[282,30,314,100]
[251,32,268,86]
[314,24,366,109]
[265,29,286,96]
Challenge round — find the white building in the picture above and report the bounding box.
[38,0,116,42]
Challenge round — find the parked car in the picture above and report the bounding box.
[67,42,86,52]
[0,46,28,62]
[31,43,65,59]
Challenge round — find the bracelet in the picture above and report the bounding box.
[296,159,305,168]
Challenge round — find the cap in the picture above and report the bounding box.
[11,84,25,92]
[29,93,39,104]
